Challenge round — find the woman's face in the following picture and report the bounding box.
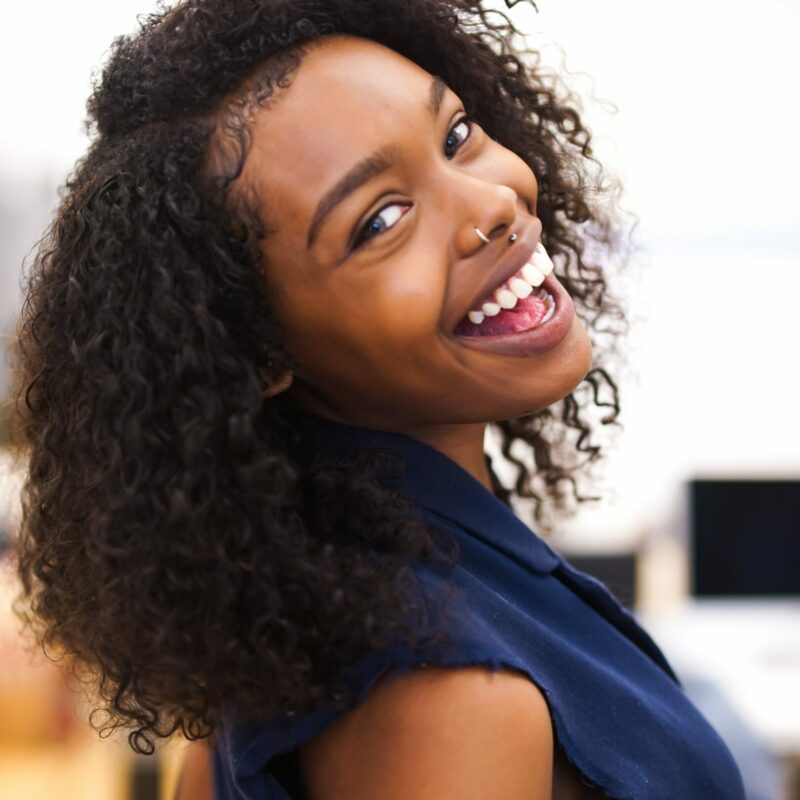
[240,34,592,430]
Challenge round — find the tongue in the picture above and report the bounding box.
[455,294,549,337]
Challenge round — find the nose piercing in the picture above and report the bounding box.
[475,226,518,245]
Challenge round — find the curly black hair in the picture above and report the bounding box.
[10,0,629,754]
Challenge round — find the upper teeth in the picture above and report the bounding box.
[509,277,533,298]
[466,243,554,325]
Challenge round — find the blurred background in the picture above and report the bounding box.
[0,0,798,798]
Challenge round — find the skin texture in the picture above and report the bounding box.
[174,739,213,800]
[175,669,608,799]
[298,666,554,799]
[248,35,593,492]
[176,669,555,799]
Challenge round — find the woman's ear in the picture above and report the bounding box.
[260,370,294,398]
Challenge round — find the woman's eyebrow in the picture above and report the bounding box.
[305,74,448,250]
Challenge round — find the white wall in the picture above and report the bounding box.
[0,2,149,175]
[0,1,150,385]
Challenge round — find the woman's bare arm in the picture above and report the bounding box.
[174,667,554,799]
[299,665,554,799]
[173,739,213,800]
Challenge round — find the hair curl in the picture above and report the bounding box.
[11,0,630,754]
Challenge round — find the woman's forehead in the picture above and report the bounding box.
[239,36,445,252]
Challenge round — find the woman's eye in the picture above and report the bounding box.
[351,115,474,250]
[353,202,410,248]
[444,115,474,159]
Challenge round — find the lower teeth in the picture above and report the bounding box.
[459,288,556,334]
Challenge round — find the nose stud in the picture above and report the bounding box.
[475,226,518,245]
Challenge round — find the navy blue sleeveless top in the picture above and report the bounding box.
[212,415,745,799]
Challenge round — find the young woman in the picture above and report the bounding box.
[12,1,745,798]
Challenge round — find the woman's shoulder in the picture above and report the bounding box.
[298,661,612,800]
[213,545,748,800]
[211,557,533,798]
[298,662,554,799]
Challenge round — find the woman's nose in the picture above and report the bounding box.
[453,182,518,258]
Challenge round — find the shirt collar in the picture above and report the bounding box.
[295,412,561,575]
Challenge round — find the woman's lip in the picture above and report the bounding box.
[450,223,542,332]
[449,273,575,356]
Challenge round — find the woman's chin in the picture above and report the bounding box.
[514,323,594,416]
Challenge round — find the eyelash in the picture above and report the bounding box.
[351,114,475,250]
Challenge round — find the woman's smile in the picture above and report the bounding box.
[237,33,592,434]
[442,220,576,354]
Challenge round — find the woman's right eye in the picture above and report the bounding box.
[350,115,475,251]
[352,202,411,249]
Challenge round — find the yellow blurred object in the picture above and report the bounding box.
[0,726,191,800]
[0,736,131,800]
[0,555,196,799]
[0,557,79,746]
[0,659,76,746]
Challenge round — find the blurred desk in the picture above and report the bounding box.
[641,599,800,757]
[0,557,186,800]
[0,738,129,800]
[0,735,185,800]
[642,599,800,799]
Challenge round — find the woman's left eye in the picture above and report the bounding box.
[444,115,474,159]
[351,115,475,250]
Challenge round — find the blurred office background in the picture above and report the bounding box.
[1,0,798,798]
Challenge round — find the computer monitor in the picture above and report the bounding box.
[689,478,800,597]
[563,553,637,609]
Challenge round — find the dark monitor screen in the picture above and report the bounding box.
[689,479,800,597]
